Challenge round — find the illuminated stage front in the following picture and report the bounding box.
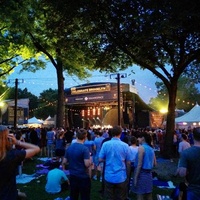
[65,82,159,129]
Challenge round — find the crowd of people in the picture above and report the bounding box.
[0,124,199,200]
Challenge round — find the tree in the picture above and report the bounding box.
[78,0,200,157]
[31,0,136,127]
[1,0,104,127]
[0,1,46,94]
[1,0,132,128]
[4,87,38,114]
[3,1,200,157]
[149,76,200,112]
[34,89,57,120]
[40,0,200,157]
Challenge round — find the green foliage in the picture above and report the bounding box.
[4,87,38,112]
[42,0,133,72]
[0,84,58,120]
[149,76,200,112]
[176,78,200,110]
[2,0,200,141]
[0,0,46,79]
[34,89,58,120]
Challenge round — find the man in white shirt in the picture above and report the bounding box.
[178,133,191,154]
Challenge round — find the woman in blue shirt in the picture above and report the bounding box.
[132,132,156,200]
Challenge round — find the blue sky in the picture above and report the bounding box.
[7,64,159,103]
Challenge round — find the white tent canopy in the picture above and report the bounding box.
[45,115,51,121]
[175,103,200,123]
[44,115,55,126]
[28,116,43,124]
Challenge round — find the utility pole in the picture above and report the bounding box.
[8,78,24,129]
[117,73,121,126]
[14,78,18,129]
[110,73,127,126]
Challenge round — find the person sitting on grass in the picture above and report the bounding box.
[45,161,70,194]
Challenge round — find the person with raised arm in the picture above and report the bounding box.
[0,125,40,200]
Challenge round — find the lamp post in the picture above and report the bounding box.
[0,102,5,124]
[110,73,127,126]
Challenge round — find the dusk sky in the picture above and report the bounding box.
[7,64,159,103]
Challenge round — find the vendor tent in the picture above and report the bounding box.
[27,117,43,127]
[43,115,55,127]
[175,103,200,128]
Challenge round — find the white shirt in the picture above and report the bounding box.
[129,145,139,162]
[178,141,191,153]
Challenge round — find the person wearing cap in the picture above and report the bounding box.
[0,125,40,200]
[177,127,200,199]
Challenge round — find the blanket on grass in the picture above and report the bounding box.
[36,158,70,175]
[16,173,40,184]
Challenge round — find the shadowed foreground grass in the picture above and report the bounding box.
[17,155,183,200]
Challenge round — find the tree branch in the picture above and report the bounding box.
[104,29,171,88]
[161,35,177,69]
[0,56,18,65]
[28,32,58,69]
[0,65,16,77]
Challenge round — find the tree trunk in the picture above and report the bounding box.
[162,82,177,158]
[56,62,65,128]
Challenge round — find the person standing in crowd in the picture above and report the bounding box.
[174,133,190,177]
[55,130,66,163]
[187,127,194,146]
[172,131,179,156]
[128,136,139,194]
[40,127,47,157]
[84,131,95,178]
[93,129,105,181]
[64,127,74,144]
[62,128,91,200]
[0,125,40,200]
[177,127,200,199]
[46,127,55,158]
[102,128,109,139]
[98,129,112,198]
[131,132,156,200]
[178,133,191,155]
[99,126,131,200]
[29,127,39,146]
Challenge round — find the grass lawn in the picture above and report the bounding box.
[17,155,183,200]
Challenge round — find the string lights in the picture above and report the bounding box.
[29,100,57,112]
[134,81,197,106]
[3,76,199,107]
